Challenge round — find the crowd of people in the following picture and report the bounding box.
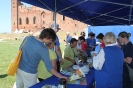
[13,26,133,88]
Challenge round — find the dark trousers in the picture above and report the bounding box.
[38,78,43,82]
[123,64,132,88]
[57,61,60,72]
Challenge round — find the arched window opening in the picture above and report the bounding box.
[43,21,45,24]
[62,15,65,21]
[19,18,22,25]
[26,17,29,24]
[33,16,36,24]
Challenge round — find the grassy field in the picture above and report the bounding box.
[0,39,20,88]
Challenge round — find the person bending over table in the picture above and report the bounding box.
[62,38,81,69]
[14,28,68,88]
[92,32,124,88]
[37,41,57,82]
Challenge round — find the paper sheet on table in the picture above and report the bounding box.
[73,65,80,70]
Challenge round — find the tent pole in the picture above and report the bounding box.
[129,1,133,25]
[54,0,57,32]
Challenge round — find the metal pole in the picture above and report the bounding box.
[54,0,57,32]
[129,1,133,25]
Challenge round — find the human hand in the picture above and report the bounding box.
[124,57,132,64]
[60,76,69,81]
[92,53,97,57]
[91,46,94,50]
[71,60,75,64]
[59,59,64,65]
[81,58,84,62]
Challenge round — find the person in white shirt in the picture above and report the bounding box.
[92,32,124,88]
[76,36,85,53]
[73,32,78,40]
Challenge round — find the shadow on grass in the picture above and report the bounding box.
[0,74,8,78]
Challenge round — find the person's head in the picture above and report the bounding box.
[56,28,61,33]
[39,28,56,45]
[96,33,104,43]
[118,31,131,44]
[88,32,95,39]
[80,32,85,37]
[70,38,78,48]
[51,23,60,33]
[78,36,85,45]
[66,32,70,36]
[103,32,116,45]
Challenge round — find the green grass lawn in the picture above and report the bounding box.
[0,39,20,88]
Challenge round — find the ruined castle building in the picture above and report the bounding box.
[11,0,87,33]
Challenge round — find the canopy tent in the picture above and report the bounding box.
[20,0,133,26]
[87,25,133,51]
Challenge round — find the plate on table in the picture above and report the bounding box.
[42,85,57,88]
[87,59,93,63]
[90,51,98,56]
[73,65,80,70]
[60,70,72,76]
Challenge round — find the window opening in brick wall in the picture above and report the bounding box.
[62,15,65,21]
[33,16,36,24]
[26,17,29,24]
[19,18,22,25]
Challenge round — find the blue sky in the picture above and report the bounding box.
[0,1,31,33]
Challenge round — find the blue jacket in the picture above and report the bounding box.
[95,46,124,88]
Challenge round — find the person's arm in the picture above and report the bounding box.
[124,57,133,68]
[124,43,133,68]
[41,49,68,81]
[55,46,64,64]
[77,48,84,53]
[124,57,132,64]
[50,68,69,81]
[92,49,105,70]
[64,57,75,63]
[51,59,57,70]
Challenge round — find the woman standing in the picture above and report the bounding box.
[92,32,124,88]
[86,32,96,57]
[118,32,133,88]
[96,33,105,49]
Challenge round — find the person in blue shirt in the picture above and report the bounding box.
[118,31,133,88]
[92,32,124,88]
[55,32,64,72]
[64,32,72,46]
[51,24,64,72]
[15,28,68,88]
[86,32,96,57]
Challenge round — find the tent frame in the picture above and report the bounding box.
[22,0,133,26]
